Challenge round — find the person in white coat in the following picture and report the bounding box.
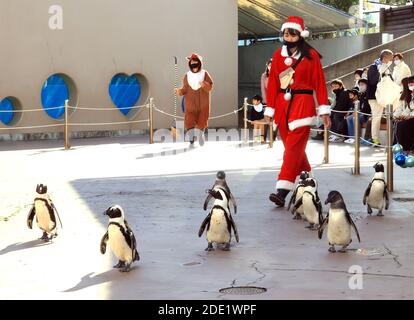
[392,53,411,88]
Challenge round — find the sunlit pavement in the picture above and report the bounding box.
[0,135,413,299]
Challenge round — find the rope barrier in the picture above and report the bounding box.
[0,123,64,130]
[68,119,149,126]
[68,104,150,111]
[0,106,65,113]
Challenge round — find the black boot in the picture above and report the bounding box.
[269,189,290,207]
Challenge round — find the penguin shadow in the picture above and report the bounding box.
[0,239,52,256]
[135,146,196,160]
[62,266,139,293]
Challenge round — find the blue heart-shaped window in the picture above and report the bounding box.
[109,74,141,115]
[0,98,14,125]
[41,74,69,119]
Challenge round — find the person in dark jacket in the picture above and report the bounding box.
[329,79,353,142]
[366,49,394,146]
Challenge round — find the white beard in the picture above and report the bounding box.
[187,69,206,90]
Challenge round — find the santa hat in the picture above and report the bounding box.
[186,53,203,63]
[281,16,309,38]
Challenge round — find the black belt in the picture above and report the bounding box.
[280,89,314,129]
[280,89,313,95]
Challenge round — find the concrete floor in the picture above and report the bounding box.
[0,135,413,300]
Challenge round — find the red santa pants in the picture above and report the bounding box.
[276,117,312,191]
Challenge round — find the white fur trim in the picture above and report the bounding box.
[301,30,309,38]
[276,180,295,191]
[318,104,331,116]
[264,107,274,118]
[187,69,205,91]
[282,22,303,33]
[281,46,301,59]
[288,116,316,131]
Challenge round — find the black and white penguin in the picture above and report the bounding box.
[100,205,140,272]
[292,178,322,230]
[203,171,237,214]
[288,171,310,220]
[199,187,239,251]
[27,184,62,242]
[319,191,361,253]
[363,163,389,216]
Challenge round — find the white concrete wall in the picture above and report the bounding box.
[0,0,238,136]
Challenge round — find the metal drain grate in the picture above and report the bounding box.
[393,198,414,203]
[219,286,267,295]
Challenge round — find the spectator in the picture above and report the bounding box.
[362,67,368,79]
[329,79,353,142]
[248,94,266,143]
[261,59,272,104]
[354,68,364,87]
[392,53,412,87]
[357,78,373,145]
[367,49,394,146]
[393,76,414,153]
[344,87,368,144]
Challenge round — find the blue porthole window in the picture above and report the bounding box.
[109,73,141,116]
[0,97,22,126]
[41,74,77,119]
[0,98,15,125]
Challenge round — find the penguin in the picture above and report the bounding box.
[199,187,239,251]
[291,178,322,230]
[27,184,62,242]
[203,171,237,214]
[100,205,140,272]
[363,162,389,216]
[287,171,310,220]
[319,191,361,253]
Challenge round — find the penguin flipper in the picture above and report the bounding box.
[124,220,139,259]
[229,215,239,243]
[363,183,372,205]
[198,213,211,237]
[287,189,297,211]
[50,201,63,229]
[203,193,213,211]
[27,206,35,229]
[346,213,361,243]
[384,187,390,210]
[292,197,303,213]
[100,231,109,254]
[318,214,329,239]
[230,193,237,214]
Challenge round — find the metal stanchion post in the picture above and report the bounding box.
[354,102,360,175]
[149,98,154,144]
[269,121,273,148]
[386,104,394,192]
[64,100,70,150]
[243,97,248,143]
[323,124,329,164]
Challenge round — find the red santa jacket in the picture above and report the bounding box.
[265,45,330,130]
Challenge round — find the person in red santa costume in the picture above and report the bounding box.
[264,16,332,207]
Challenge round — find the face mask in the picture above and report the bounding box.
[283,38,302,49]
[394,59,401,66]
[332,88,341,94]
[408,85,414,92]
[190,63,199,70]
[359,85,367,93]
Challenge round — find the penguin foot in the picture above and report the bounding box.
[338,248,347,253]
[328,246,336,253]
[119,263,131,272]
[223,243,231,251]
[39,232,49,242]
[292,213,302,220]
[305,224,313,229]
[310,224,319,231]
[205,243,214,251]
[113,261,126,269]
[367,206,372,215]
[377,212,384,217]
